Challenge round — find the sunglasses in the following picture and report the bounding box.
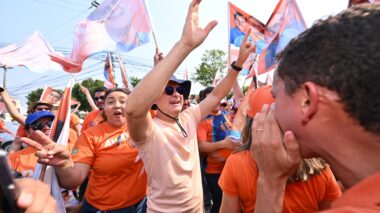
[220,103,228,108]
[94,96,105,101]
[29,120,53,131]
[164,86,185,96]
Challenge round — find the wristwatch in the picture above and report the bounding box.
[231,61,243,72]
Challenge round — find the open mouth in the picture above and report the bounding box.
[114,111,123,116]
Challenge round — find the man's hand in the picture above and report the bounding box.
[16,178,56,213]
[79,85,90,95]
[20,131,73,168]
[180,0,218,50]
[221,137,240,151]
[236,29,255,67]
[251,104,301,182]
[153,48,164,66]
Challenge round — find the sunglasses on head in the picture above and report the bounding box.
[29,120,53,131]
[94,96,105,101]
[164,86,185,96]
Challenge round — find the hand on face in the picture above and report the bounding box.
[180,0,218,50]
[20,131,72,168]
[251,104,301,182]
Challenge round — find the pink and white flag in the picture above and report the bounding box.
[0,32,62,73]
[50,0,153,73]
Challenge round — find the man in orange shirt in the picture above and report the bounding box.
[197,86,239,213]
[252,4,380,213]
[81,87,106,133]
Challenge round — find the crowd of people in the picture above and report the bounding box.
[1,0,380,212]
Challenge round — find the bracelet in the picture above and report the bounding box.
[231,61,243,72]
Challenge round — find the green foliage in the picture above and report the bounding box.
[130,76,141,87]
[192,49,227,87]
[26,88,44,106]
[72,78,105,112]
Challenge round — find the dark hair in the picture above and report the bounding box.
[52,89,62,96]
[233,11,244,20]
[104,88,131,100]
[276,4,380,134]
[199,86,214,102]
[94,87,107,95]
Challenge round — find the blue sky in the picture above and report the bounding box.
[0,0,347,113]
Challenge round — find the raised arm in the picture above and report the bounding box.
[0,89,26,125]
[126,0,217,142]
[80,85,98,111]
[199,30,255,119]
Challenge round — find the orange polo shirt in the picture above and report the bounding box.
[219,150,342,213]
[72,122,147,210]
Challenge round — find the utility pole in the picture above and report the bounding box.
[2,66,6,89]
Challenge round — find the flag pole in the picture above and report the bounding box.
[151,31,159,50]
[142,0,159,50]
[2,66,7,89]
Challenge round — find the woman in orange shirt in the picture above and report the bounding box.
[219,86,342,213]
[22,88,147,212]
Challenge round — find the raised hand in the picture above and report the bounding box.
[20,131,72,168]
[153,48,164,66]
[236,29,255,67]
[180,0,218,50]
[251,104,301,182]
[79,85,89,95]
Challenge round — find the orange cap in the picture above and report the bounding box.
[247,85,274,118]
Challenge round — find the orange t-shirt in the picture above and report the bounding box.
[72,122,147,210]
[16,125,27,138]
[8,146,37,177]
[8,129,77,178]
[81,110,103,133]
[70,113,81,129]
[219,150,342,213]
[321,172,380,213]
[0,119,5,129]
[197,111,232,174]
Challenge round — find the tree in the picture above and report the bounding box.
[192,49,227,87]
[72,78,105,112]
[26,88,44,106]
[130,76,141,87]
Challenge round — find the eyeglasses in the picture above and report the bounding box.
[164,86,185,96]
[220,103,228,108]
[35,107,50,111]
[29,120,53,131]
[94,96,105,101]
